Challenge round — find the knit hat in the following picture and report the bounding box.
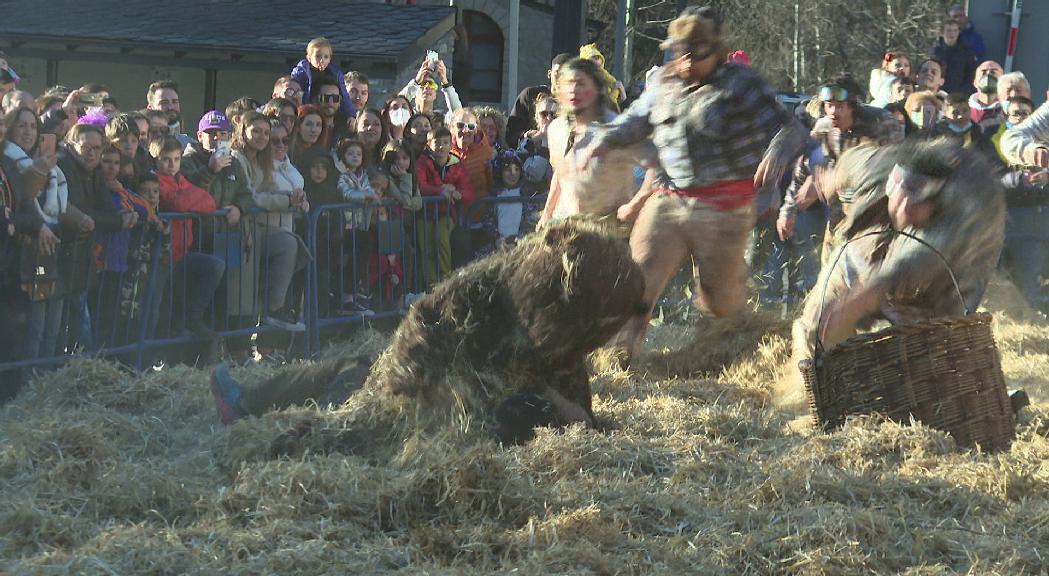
[727,50,751,66]
[579,43,605,64]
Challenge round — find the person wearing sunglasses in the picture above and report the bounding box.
[778,76,901,268]
[582,6,806,368]
[313,80,352,148]
[448,107,495,264]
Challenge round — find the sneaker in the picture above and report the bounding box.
[263,307,306,332]
[210,364,244,425]
[340,300,375,317]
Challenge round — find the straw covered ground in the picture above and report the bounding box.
[3,276,1049,575]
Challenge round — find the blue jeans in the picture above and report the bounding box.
[25,295,65,359]
[750,208,826,305]
[1002,206,1049,311]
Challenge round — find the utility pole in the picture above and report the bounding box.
[507,0,520,109]
[614,0,636,81]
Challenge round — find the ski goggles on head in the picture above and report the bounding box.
[818,85,850,103]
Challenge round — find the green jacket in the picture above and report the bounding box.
[181,142,256,212]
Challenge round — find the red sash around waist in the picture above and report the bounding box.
[658,179,756,211]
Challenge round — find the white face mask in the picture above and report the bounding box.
[390,108,411,127]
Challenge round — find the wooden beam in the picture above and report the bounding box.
[204,68,218,111]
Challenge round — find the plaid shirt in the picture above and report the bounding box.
[596,63,803,189]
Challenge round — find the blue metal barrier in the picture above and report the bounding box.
[0,194,552,373]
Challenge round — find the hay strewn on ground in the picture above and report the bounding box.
[3,276,1049,574]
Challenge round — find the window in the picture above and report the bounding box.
[463,10,503,102]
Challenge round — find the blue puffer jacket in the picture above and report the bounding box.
[290,58,357,119]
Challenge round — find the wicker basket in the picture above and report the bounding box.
[800,313,1015,452]
[800,229,1015,452]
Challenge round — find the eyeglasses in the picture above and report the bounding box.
[321,94,341,103]
[818,85,850,103]
[456,122,477,131]
[271,137,290,146]
[538,111,557,119]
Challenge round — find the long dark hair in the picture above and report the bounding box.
[558,57,612,118]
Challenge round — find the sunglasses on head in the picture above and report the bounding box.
[818,85,850,103]
[321,94,341,103]
[456,121,477,131]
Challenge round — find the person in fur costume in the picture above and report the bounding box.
[211,217,646,444]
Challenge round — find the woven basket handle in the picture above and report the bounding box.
[814,228,968,355]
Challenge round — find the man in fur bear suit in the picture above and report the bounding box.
[792,137,1005,364]
[211,218,646,444]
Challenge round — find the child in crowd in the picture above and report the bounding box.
[481,150,527,255]
[153,137,226,339]
[935,93,986,149]
[299,148,342,315]
[120,173,170,340]
[366,173,405,308]
[336,138,378,313]
[93,145,150,346]
[416,126,472,286]
[290,37,356,119]
[381,142,422,211]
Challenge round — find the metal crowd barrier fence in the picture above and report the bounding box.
[0,194,551,376]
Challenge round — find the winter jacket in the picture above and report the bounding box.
[291,58,357,119]
[0,154,45,288]
[450,134,494,225]
[181,142,256,213]
[337,168,375,229]
[383,168,421,210]
[930,38,978,95]
[505,85,551,147]
[95,180,151,272]
[416,152,473,217]
[157,172,217,264]
[58,147,123,233]
[3,141,86,230]
[299,148,342,207]
[960,22,987,62]
[246,155,304,232]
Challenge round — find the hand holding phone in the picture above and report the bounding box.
[38,133,56,157]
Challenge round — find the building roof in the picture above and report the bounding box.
[0,1,455,60]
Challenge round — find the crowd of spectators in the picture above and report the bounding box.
[0,34,606,398]
[1,3,1047,402]
[759,4,1049,317]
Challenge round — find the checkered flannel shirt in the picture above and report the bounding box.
[596,63,800,189]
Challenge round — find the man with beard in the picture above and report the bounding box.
[146,80,194,147]
[313,80,351,148]
[582,6,805,365]
[539,57,651,226]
